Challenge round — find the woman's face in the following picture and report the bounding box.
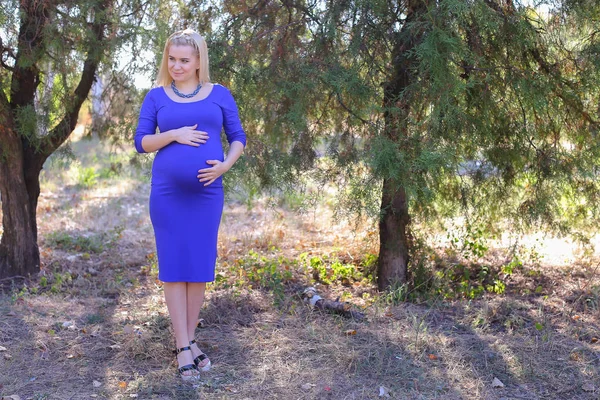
[167,44,199,84]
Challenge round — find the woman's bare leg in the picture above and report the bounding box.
[186,282,210,368]
[164,282,197,377]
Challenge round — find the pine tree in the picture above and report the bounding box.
[197,0,600,290]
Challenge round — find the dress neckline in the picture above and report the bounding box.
[161,83,216,104]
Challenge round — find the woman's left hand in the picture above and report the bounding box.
[197,160,229,186]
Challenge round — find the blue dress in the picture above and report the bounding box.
[134,84,246,282]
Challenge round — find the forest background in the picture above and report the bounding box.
[1,0,600,398]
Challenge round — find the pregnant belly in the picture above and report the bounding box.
[152,143,223,190]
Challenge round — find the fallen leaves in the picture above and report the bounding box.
[122,325,143,337]
[570,349,585,362]
[582,383,595,392]
[379,386,391,398]
[92,380,102,388]
[428,354,438,360]
[344,329,357,336]
[222,385,236,393]
[491,377,505,388]
[89,327,101,337]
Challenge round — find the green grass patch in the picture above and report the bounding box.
[45,226,123,253]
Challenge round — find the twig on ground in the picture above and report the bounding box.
[303,287,366,321]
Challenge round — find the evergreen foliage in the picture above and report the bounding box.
[176,0,600,287]
[2,0,599,288]
[213,2,598,224]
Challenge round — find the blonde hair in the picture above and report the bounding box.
[156,29,210,87]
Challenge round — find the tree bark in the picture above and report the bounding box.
[378,179,410,289]
[377,0,429,291]
[0,124,39,278]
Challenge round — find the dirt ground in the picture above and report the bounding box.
[1,135,600,399]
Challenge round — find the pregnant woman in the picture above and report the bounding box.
[134,29,246,381]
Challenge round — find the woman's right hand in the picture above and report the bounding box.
[171,124,209,147]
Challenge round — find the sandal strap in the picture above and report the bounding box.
[173,345,192,355]
[190,339,210,366]
[178,363,197,374]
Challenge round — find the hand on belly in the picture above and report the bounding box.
[153,144,223,190]
[197,160,229,187]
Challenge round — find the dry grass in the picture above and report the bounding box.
[1,134,600,399]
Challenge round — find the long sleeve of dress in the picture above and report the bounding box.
[219,88,247,147]
[134,90,158,153]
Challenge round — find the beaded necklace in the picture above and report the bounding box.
[171,80,202,98]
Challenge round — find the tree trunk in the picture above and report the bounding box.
[0,127,39,279]
[376,0,429,291]
[378,179,410,289]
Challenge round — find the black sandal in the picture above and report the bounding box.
[190,339,211,371]
[173,346,200,381]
